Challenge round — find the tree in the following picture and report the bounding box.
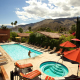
[1,25,7,29]
[14,21,18,27]
[76,17,80,45]
[11,22,13,27]
[18,28,23,33]
[28,27,31,31]
[10,32,17,41]
[71,24,76,33]
[46,27,51,32]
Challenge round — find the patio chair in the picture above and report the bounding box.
[0,52,3,56]
[14,62,33,71]
[0,58,8,64]
[56,48,63,55]
[0,56,6,59]
[34,44,39,48]
[45,76,54,80]
[27,42,33,47]
[2,40,5,43]
[44,46,50,52]
[40,46,46,50]
[36,44,42,49]
[49,47,56,54]
[19,70,41,80]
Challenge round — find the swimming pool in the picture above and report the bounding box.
[40,61,69,77]
[1,44,42,60]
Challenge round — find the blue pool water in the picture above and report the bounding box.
[40,61,69,77]
[1,44,42,60]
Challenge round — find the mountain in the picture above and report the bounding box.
[11,17,77,32]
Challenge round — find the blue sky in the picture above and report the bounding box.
[0,0,80,26]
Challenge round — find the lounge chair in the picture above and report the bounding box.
[0,52,3,56]
[2,40,5,43]
[56,48,63,55]
[44,46,50,52]
[19,70,41,80]
[0,58,8,64]
[34,44,39,48]
[45,76,54,80]
[14,62,33,70]
[49,47,56,53]
[40,46,46,50]
[0,56,6,59]
[36,44,42,49]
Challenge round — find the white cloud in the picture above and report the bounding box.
[19,23,27,25]
[15,0,80,21]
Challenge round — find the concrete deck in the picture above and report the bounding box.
[0,42,79,80]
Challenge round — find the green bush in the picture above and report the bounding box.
[28,33,36,44]
[28,32,60,50]
[59,35,76,43]
[10,32,17,41]
[21,37,26,43]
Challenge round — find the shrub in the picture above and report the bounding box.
[10,32,17,41]
[28,33,36,44]
[21,37,26,43]
[59,35,76,43]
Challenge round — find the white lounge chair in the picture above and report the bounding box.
[44,46,50,52]
[49,47,56,53]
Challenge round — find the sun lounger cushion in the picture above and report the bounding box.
[15,62,33,69]
[20,70,41,79]
[45,76,54,80]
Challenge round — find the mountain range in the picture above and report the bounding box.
[11,17,77,32]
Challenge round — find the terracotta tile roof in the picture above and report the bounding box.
[17,33,30,37]
[37,31,62,39]
[0,34,7,36]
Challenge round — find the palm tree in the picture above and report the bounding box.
[11,22,13,27]
[14,21,18,27]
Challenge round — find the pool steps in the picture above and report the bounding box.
[41,64,65,76]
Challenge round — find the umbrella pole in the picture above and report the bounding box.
[62,55,63,64]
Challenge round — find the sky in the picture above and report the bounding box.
[0,0,80,27]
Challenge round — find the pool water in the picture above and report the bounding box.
[40,61,69,77]
[1,44,42,60]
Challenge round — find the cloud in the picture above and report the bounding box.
[19,23,27,25]
[15,0,80,21]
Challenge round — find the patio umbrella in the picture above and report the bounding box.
[15,37,21,42]
[71,38,80,48]
[60,41,76,47]
[64,48,80,76]
[71,38,80,41]
[64,48,80,63]
[15,37,21,39]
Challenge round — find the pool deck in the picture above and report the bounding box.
[0,42,79,80]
